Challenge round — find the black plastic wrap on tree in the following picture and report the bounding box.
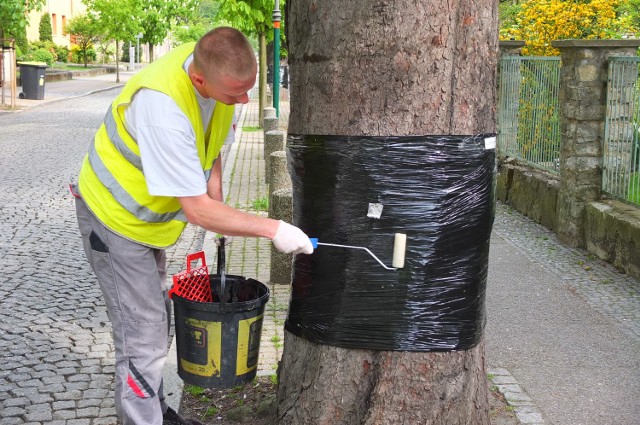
[284,134,497,352]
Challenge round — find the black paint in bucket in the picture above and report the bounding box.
[173,275,270,388]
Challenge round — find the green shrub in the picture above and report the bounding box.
[29,41,58,62]
[55,45,70,63]
[39,13,53,42]
[70,45,96,64]
[13,29,29,54]
[32,48,55,66]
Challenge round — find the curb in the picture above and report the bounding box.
[489,368,545,425]
[0,83,124,115]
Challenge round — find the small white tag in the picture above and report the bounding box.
[484,136,496,150]
[367,203,383,219]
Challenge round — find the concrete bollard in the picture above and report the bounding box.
[269,188,293,284]
[263,107,276,119]
[264,130,285,182]
[262,117,280,162]
[261,106,277,128]
[263,116,278,133]
[269,151,292,192]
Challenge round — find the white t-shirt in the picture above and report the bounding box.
[124,55,238,197]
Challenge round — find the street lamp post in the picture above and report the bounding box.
[272,1,281,117]
[135,33,143,70]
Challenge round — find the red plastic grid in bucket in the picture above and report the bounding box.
[168,251,212,302]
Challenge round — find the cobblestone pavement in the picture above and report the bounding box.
[0,89,205,425]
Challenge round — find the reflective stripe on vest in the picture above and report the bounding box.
[103,109,143,171]
[86,137,187,224]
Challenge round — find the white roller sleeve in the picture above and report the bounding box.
[392,233,407,269]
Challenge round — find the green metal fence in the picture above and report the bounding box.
[498,56,561,173]
[604,56,640,207]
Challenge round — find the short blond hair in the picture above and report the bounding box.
[193,27,257,82]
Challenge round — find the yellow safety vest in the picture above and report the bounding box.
[78,42,235,248]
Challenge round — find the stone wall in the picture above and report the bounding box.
[497,160,640,280]
[586,201,640,279]
[497,40,640,280]
[497,161,559,231]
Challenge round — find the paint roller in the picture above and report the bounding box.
[310,233,407,270]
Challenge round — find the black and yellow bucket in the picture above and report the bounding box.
[172,242,269,388]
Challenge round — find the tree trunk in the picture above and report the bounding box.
[277,1,498,424]
[149,42,154,62]
[258,32,267,126]
[115,40,120,83]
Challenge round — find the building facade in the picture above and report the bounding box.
[26,0,87,47]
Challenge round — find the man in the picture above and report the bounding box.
[73,27,313,425]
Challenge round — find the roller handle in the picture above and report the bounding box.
[309,235,406,270]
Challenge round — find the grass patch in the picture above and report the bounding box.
[270,334,282,349]
[251,197,269,212]
[185,384,205,397]
[203,406,219,418]
[242,126,262,132]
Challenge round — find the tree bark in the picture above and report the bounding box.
[278,1,498,424]
[279,334,490,424]
[287,0,497,136]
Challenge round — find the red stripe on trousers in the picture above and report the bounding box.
[127,374,146,398]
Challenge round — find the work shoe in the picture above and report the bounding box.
[162,406,205,425]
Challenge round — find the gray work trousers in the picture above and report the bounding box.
[75,197,171,425]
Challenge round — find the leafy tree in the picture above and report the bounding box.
[172,23,210,45]
[218,0,286,125]
[498,0,522,40]
[504,0,625,55]
[65,14,102,67]
[39,13,53,42]
[137,0,198,62]
[171,0,223,45]
[619,0,640,36]
[84,0,143,82]
[0,0,45,47]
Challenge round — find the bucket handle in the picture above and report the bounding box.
[217,238,227,306]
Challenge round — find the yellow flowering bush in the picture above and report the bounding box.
[505,0,623,56]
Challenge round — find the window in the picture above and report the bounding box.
[52,13,57,35]
[62,16,67,36]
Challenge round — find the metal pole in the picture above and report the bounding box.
[135,33,143,70]
[273,1,281,117]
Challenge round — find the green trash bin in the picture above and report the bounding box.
[18,62,47,100]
